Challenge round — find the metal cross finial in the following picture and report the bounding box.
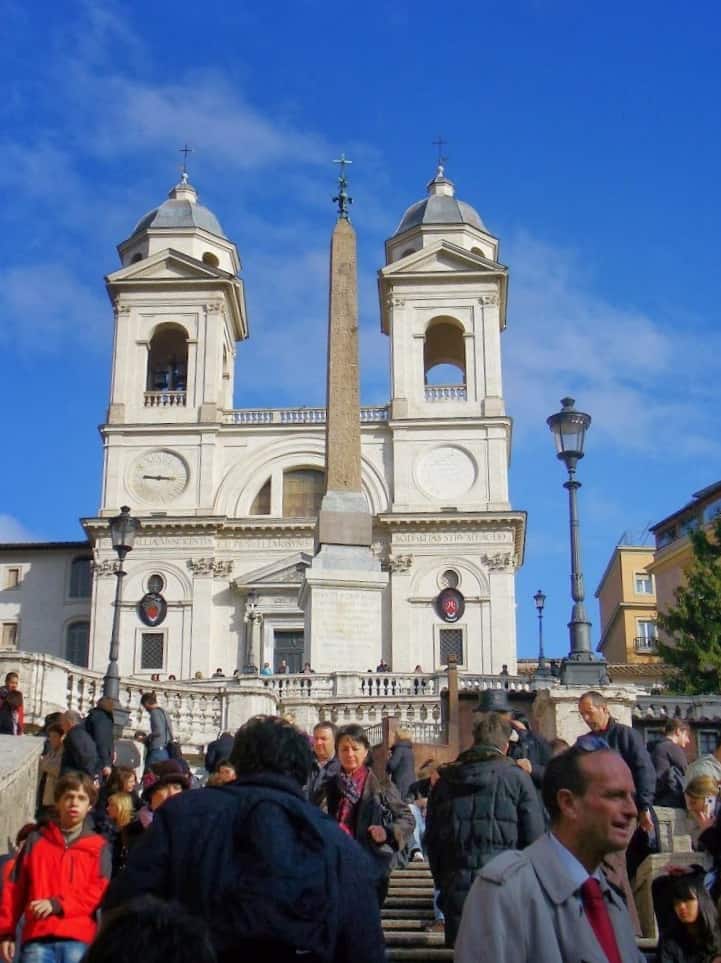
[178,144,193,178]
[332,153,353,220]
[432,136,448,174]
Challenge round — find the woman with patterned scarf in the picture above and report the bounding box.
[320,723,415,905]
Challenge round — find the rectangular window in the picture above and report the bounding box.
[439,628,463,666]
[5,568,20,589]
[634,572,654,594]
[635,620,658,651]
[69,558,92,598]
[141,633,164,670]
[1,623,18,647]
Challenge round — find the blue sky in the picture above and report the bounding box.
[1,0,720,660]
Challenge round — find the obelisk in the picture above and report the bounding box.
[300,157,388,672]
[317,155,371,550]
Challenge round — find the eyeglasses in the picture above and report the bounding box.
[576,733,611,752]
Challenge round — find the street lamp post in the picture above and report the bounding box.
[546,398,608,686]
[533,589,553,682]
[103,506,141,716]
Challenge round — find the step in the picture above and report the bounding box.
[390,875,434,886]
[384,931,445,947]
[384,896,435,909]
[383,920,427,931]
[382,909,435,921]
[393,867,433,877]
[387,886,435,898]
[386,950,453,961]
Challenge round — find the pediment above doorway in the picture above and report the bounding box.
[233,552,313,591]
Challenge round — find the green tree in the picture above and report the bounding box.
[656,515,721,693]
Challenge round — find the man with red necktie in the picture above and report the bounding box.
[455,745,645,962]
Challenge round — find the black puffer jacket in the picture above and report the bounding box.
[425,744,544,946]
[104,772,385,963]
[386,740,416,800]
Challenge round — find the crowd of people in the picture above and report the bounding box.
[4,673,721,961]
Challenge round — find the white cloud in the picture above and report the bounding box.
[0,514,41,543]
[504,231,721,456]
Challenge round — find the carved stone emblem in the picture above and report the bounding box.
[188,558,234,578]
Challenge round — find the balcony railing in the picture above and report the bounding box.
[223,405,389,425]
[634,636,658,652]
[424,384,467,401]
[144,390,186,408]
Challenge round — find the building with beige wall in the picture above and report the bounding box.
[649,480,721,638]
[595,545,659,663]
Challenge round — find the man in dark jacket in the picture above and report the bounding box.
[476,690,551,796]
[85,697,116,778]
[651,718,690,808]
[305,721,340,806]
[577,691,656,829]
[60,710,99,777]
[386,728,416,800]
[204,730,234,774]
[425,712,544,947]
[104,715,385,963]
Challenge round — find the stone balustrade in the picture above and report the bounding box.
[635,693,721,720]
[223,405,389,425]
[424,384,467,401]
[0,650,531,753]
[144,390,186,407]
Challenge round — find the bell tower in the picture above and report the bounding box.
[105,173,248,428]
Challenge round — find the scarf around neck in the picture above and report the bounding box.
[337,766,368,837]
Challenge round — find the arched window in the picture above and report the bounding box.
[69,557,92,598]
[423,317,466,385]
[282,469,325,517]
[250,478,271,515]
[131,252,143,264]
[146,324,188,392]
[66,621,90,667]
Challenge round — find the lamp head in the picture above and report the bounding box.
[533,589,546,613]
[546,397,591,471]
[109,506,141,559]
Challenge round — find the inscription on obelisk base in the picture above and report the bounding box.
[299,162,388,673]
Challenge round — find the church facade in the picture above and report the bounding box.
[1,166,526,680]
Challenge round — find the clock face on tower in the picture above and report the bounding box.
[129,450,189,504]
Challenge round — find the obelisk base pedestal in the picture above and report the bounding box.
[300,547,388,673]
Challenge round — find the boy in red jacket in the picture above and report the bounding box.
[0,773,111,963]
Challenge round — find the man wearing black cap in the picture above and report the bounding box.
[476,689,551,797]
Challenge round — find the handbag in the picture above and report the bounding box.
[162,709,183,760]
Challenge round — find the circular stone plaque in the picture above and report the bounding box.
[415,446,476,499]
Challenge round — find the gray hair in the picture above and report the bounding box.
[472,712,512,750]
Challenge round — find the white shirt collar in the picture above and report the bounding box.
[548,832,602,890]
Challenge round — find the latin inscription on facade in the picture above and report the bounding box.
[392,531,513,546]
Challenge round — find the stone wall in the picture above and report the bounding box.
[0,735,43,856]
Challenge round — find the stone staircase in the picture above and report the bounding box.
[383,859,452,962]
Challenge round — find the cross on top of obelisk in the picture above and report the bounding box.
[332,153,353,221]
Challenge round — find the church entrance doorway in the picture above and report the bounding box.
[274,629,304,673]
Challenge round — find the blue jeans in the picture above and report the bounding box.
[21,941,88,963]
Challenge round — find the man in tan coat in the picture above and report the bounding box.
[455,746,644,963]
